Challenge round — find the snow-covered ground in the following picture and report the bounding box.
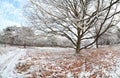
[0,46,120,78]
[0,46,73,78]
[0,47,27,78]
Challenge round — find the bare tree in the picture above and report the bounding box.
[24,0,120,53]
[93,0,120,48]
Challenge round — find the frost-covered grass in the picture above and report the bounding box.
[0,46,120,78]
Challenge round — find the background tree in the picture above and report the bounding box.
[24,0,120,53]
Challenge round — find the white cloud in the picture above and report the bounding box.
[0,0,27,30]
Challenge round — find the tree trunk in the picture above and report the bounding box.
[95,34,99,48]
[96,38,99,48]
[76,42,81,53]
[76,29,81,53]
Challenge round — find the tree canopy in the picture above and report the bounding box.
[25,0,120,53]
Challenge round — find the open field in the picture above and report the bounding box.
[0,46,120,78]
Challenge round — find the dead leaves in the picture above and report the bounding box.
[15,47,120,78]
[16,61,34,73]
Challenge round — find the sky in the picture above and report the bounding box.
[0,0,28,30]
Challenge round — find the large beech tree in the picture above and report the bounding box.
[25,0,120,53]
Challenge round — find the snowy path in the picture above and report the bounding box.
[0,49,26,78]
